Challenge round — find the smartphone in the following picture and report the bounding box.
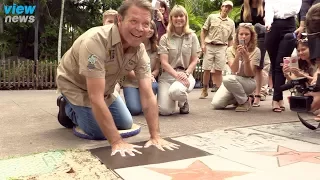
[283,57,291,66]
[239,39,245,46]
[155,1,160,9]
[290,56,299,68]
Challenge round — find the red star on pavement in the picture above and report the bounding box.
[255,145,320,167]
[147,160,249,180]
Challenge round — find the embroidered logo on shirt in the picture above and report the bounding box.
[108,48,116,61]
[87,54,98,70]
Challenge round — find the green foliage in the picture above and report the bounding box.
[1,0,123,61]
[0,0,242,61]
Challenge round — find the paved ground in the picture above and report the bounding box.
[1,89,319,179]
[0,89,298,159]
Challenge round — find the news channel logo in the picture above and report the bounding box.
[1,3,36,23]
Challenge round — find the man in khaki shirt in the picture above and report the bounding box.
[200,0,235,99]
[56,0,178,157]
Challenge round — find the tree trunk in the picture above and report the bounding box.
[58,0,65,62]
[34,0,40,88]
[0,16,4,61]
[34,0,39,61]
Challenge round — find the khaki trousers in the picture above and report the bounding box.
[211,75,256,109]
[158,72,195,115]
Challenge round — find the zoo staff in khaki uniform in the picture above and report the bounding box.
[56,0,178,157]
[200,0,235,99]
[158,5,201,115]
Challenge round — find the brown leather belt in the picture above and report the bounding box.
[163,66,186,72]
[209,42,227,46]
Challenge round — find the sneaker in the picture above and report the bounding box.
[268,88,274,96]
[211,86,219,92]
[57,95,74,128]
[179,101,189,114]
[235,99,251,112]
[199,88,208,99]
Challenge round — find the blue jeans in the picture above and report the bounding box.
[123,82,158,116]
[64,95,133,140]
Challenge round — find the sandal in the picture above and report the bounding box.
[272,101,282,112]
[279,100,285,111]
[253,95,261,107]
[260,93,267,101]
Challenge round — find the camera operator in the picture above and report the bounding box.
[304,4,320,111]
[283,38,316,85]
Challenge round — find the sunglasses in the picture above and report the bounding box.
[239,23,253,27]
[298,37,308,43]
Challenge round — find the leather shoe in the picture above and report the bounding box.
[57,95,74,128]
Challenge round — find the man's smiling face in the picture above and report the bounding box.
[118,5,151,48]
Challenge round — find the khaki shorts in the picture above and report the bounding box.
[202,44,227,71]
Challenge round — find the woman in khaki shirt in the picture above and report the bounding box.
[211,23,261,112]
[158,5,201,115]
[122,21,160,115]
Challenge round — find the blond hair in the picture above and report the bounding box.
[166,5,193,36]
[103,9,118,23]
[242,0,264,22]
[233,24,257,53]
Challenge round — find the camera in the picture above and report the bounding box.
[281,74,320,112]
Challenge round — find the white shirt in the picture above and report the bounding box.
[265,0,302,27]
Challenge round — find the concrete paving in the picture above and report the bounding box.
[0,89,300,159]
[1,89,319,179]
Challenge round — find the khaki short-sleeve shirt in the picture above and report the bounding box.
[123,43,159,88]
[158,32,201,70]
[56,24,151,107]
[226,47,261,77]
[203,14,235,45]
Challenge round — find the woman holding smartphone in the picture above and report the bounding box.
[283,38,316,84]
[239,0,267,107]
[211,23,260,112]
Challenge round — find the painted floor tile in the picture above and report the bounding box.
[248,121,320,145]
[172,128,320,170]
[90,138,211,169]
[115,155,257,180]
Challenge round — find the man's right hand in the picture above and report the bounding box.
[111,140,143,157]
[201,44,206,53]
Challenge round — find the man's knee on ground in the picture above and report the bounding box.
[117,116,133,130]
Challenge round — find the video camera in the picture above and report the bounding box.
[281,74,320,130]
[281,75,320,112]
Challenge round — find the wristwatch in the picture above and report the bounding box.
[185,71,190,77]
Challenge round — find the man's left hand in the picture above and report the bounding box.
[144,137,180,151]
